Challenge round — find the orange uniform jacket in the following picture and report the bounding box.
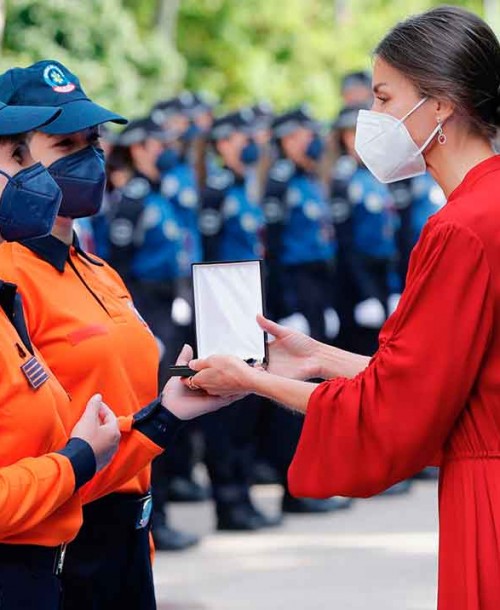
[0,235,175,505]
[0,280,96,546]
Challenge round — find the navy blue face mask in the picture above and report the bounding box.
[240,140,260,165]
[48,146,106,219]
[180,123,201,143]
[305,135,324,161]
[0,163,62,242]
[156,148,180,173]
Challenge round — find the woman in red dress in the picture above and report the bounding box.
[185,6,500,609]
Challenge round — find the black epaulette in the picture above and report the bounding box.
[199,169,234,236]
[263,159,295,225]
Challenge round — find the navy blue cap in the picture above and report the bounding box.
[0,101,61,135]
[210,108,255,141]
[150,90,217,125]
[0,60,127,135]
[332,103,370,130]
[117,117,179,146]
[189,92,217,116]
[272,106,318,139]
[341,71,371,93]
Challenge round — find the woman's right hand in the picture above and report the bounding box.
[258,314,321,380]
[70,394,121,472]
[161,345,246,420]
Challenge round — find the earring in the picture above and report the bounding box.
[437,120,447,145]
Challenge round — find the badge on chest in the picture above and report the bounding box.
[21,356,49,390]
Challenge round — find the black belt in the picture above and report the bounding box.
[82,492,153,532]
[0,543,67,576]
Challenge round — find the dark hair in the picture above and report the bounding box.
[0,133,26,146]
[375,6,500,138]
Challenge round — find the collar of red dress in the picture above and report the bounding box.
[448,154,500,201]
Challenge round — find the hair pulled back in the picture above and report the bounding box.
[375,5,500,138]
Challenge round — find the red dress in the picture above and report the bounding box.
[288,156,500,610]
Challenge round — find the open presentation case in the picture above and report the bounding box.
[168,260,269,377]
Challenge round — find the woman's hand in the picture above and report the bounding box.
[161,345,245,420]
[188,355,262,397]
[70,394,121,472]
[258,314,321,380]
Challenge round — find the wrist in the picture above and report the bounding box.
[247,366,268,395]
[133,398,186,448]
[306,340,324,379]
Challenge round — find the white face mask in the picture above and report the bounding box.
[354,98,442,184]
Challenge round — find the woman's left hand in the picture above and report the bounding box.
[188,355,262,397]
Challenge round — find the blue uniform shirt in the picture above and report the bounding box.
[410,173,446,244]
[273,162,334,266]
[346,166,398,259]
[200,168,264,262]
[108,175,183,283]
[160,159,203,275]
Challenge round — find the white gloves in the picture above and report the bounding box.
[354,298,386,329]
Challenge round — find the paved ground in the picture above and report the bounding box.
[153,480,439,610]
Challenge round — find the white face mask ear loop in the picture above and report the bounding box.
[397,97,429,126]
[416,119,444,156]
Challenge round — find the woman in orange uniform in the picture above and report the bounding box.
[0,61,238,609]
[0,102,122,608]
[184,7,500,610]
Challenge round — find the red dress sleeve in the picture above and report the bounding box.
[288,220,494,498]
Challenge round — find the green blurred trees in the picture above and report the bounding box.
[0,0,489,118]
[2,0,185,116]
[127,0,486,116]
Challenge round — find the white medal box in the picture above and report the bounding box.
[169,260,268,377]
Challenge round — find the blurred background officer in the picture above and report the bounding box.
[106,116,201,551]
[264,106,336,342]
[0,99,120,610]
[197,109,281,531]
[392,173,446,288]
[330,103,399,356]
[258,107,350,514]
[149,96,210,507]
[340,70,373,106]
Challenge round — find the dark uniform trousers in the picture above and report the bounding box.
[201,396,262,507]
[61,494,156,610]
[0,545,63,610]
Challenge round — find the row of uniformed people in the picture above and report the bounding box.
[90,102,348,547]
[88,80,444,545]
[97,94,444,355]
[0,60,237,610]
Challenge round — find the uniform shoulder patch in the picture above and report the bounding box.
[269,159,295,183]
[161,175,180,199]
[206,169,234,192]
[390,183,412,210]
[333,155,357,181]
[199,208,222,236]
[122,177,151,200]
[263,197,285,224]
[330,197,352,224]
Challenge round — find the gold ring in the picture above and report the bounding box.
[187,376,200,391]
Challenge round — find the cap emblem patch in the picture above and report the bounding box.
[43,65,76,93]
